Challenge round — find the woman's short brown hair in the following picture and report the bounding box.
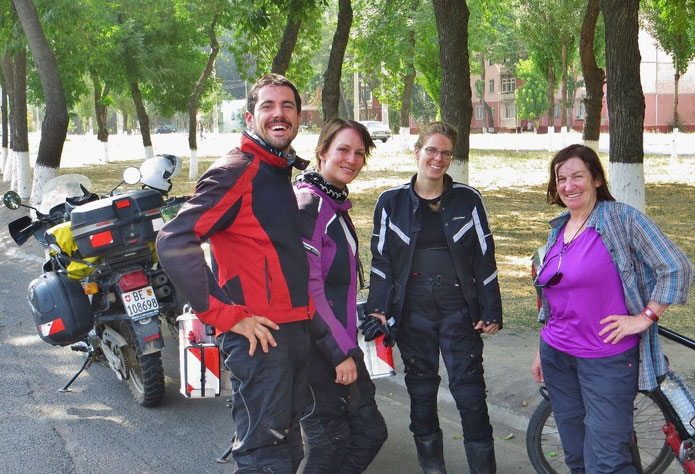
[546,144,615,206]
[414,121,458,151]
[314,118,375,169]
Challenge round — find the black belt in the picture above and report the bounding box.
[408,272,460,286]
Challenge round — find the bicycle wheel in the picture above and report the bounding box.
[526,391,675,474]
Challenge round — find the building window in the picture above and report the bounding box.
[576,98,585,119]
[503,103,516,119]
[476,105,485,120]
[553,103,560,118]
[488,79,494,93]
[501,75,516,93]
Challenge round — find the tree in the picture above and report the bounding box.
[601,0,646,211]
[351,0,422,128]
[469,0,521,132]
[228,0,323,91]
[515,57,548,128]
[1,74,7,170]
[3,47,29,197]
[186,4,222,179]
[642,0,695,129]
[271,0,306,75]
[413,2,441,117]
[321,0,352,120]
[432,0,473,183]
[579,0,605,150]
[519,0,583,139]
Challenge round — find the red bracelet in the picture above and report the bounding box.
[643,307,659,323]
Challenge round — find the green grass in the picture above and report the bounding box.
[59,149,695,338]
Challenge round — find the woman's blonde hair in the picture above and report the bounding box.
[414,121,458,151]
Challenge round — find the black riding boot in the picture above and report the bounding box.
[464,439,496,474]
[414,431,447,474]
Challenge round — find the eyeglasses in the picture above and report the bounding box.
[423,147,453,160]
[534,251,564,289]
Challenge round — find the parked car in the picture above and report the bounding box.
[155,125,176,134]
[359,120,391,143]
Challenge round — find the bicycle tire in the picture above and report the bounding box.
[526,391,675,474]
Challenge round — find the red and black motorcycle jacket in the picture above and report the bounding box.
[156,132,314,333]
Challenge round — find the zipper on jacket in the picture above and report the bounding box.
[264,257,271,304]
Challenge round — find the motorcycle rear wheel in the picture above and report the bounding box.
[122,325,165,407]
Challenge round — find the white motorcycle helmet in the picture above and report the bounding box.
[140,154,182,193]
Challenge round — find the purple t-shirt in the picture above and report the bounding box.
[538,226,639,358]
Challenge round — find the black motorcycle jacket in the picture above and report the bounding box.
[366,174,503,327]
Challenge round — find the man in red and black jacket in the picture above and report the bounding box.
[156,74,313,472]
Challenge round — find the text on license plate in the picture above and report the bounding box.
[121,286,159,320]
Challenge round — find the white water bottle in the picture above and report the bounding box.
[660,371,695,436]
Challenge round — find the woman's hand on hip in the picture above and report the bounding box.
[335,357,357,385]
[598,314,654,345]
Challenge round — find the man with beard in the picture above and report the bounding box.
[156,74,313,473]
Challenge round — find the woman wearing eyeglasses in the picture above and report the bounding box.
[531,144,692,473]
[364,121,502,474]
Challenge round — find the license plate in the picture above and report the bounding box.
[121,286,160,321]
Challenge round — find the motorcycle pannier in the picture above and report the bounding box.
[27,272,93,346]
[70,189,165,257]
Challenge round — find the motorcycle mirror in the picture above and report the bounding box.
[123,167,141,185]
[3,191,22,210]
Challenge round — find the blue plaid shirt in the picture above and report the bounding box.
[539,200,693,390]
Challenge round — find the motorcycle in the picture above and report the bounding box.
[2,155,183,407]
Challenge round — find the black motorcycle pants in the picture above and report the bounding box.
[219,320,311,473]
[398,276,493,443]
[301,346,387,473]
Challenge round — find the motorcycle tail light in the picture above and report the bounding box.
[89,230,113,248]
[119,271,148,292]
[82,282,99,295]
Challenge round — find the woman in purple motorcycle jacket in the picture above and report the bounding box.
[294,118,387,473]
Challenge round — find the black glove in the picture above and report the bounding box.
[361,315,384,342]
[382,322,398,347]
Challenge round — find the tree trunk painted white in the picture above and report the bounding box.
[4,149,14,182]
[609,162,645,213]
[547,127,554,151]
[447,159,469,185]
[1,146,7,172]
[189,148,199,180]
[583,139,599,153]
[100,140,110,163]
[29,163,57,207]
[16,150,31,199]
[116,111,123,135]
[144,145,154,159]
[671,128,679,160]
[213,102,219,133]
[561,126,568,147]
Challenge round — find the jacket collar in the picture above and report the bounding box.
[294,172,352,212]
[549,200,606,231]
[407,173,454,203]
[241,130,309,170]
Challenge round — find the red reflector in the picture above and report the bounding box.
[119,271,149,292]
[143,333,161,343]
[90,230,113,248]
[116,199,131,209]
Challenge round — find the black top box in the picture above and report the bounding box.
[70,189,165,257]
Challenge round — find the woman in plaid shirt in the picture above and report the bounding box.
[531,144,692,473]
